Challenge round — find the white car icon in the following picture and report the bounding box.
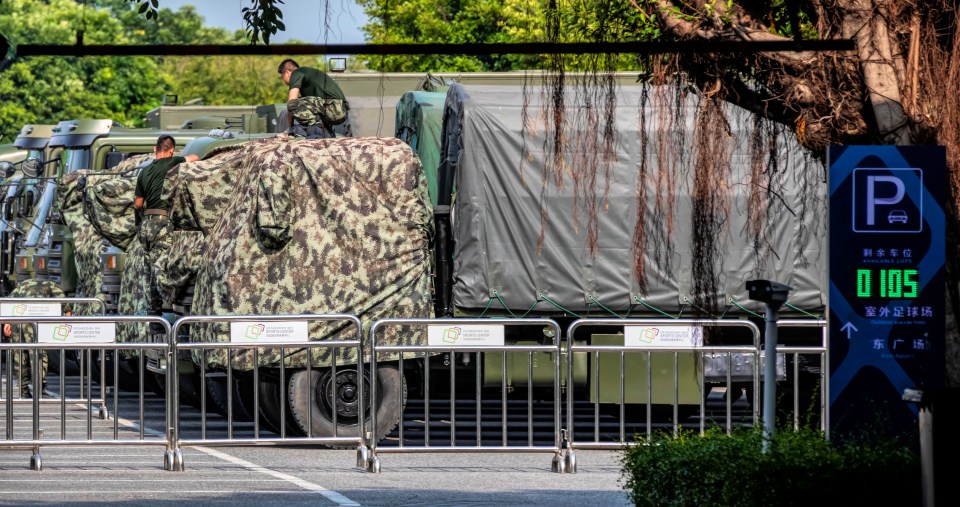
[887,210,908,224]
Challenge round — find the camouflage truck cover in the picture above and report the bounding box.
[165,135,434,370]
[62,155,154,342]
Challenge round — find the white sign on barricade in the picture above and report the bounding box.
[37,323,117,344]
[427,324,505,347]
[0,302,60,317]
[623,325,703,348]
[229,321,309,343]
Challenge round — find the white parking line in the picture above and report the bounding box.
[196,447,361,506]
[0,490,329,495]
[117,415,361,507]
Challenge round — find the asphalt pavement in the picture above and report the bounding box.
[1,368,632,506]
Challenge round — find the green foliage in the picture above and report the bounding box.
[242,0,286,45]
[125,0,159,21]
[162,54,289,106]
[102,0,239,45]
[622,426,921,507]
[0,0,294,141]
[0,0,171,141]
[357,0,649,72]
[765,0,818,40]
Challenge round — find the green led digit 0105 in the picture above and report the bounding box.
[856,268,919,298]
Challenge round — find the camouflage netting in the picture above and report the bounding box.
[71,154,154,343]
[58,155,149,318]
[159,144,247,297]
[165,135,434,371]
[82,162,144,251]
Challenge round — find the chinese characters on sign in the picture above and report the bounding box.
[828,146,945,438]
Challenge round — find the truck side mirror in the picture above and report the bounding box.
[21,157,42,178]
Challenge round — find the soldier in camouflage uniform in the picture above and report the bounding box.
[133,136,198,315]
[2,279,66,398]
[278,59,349,137]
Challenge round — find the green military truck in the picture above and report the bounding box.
[127,73,824,447]
[0,124,56,295]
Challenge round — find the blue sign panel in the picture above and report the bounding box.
[829,146,945,438]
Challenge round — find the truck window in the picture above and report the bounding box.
[63,148,91,174]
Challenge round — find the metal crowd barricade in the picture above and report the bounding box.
[167,314,365,472]
[777,319,829,435]
[0,297,107,414]
[0,315,171,471]
[563,318,762,473]
[365,318,565,474]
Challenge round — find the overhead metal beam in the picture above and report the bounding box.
[12,40,854,58]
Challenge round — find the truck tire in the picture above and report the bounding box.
[257,375,304,436]
[89,351,141,392]
[117,356,165,396]
[47,350,80,376]
[178,372,210,409]
[287,363,405,447]
[206,375,254,422]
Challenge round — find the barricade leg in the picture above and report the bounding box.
[366,454,381,473]
[356,445,368,467]
[98,349,108,420]
[551,452,565,473]
[561,430,577,473]
[30,446,41,471]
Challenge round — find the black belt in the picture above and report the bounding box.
[144,209,169,216]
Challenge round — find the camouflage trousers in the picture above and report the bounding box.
[3,279,64,393]
[288,96,348,128]
[137,217,171,314]
[6,335,47,393]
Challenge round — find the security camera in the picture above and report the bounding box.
[745,279,793,307]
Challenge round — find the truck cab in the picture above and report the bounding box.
[2,124,57,294]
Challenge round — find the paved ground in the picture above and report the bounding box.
[0,446,630,506]
[1,367,632,506]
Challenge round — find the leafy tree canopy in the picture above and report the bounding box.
[0,0,171,141]
[357,0,646,71]
[0,0,296,141]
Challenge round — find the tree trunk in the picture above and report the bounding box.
[841,0,911,144]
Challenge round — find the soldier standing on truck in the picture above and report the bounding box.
[277,58,349,137]
[134,135,199,317]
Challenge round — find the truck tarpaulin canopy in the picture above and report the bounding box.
[442,83,825,315]
[395,91,445,206]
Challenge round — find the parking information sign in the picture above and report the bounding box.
[828,145,945,437]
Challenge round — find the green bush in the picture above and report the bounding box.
[620,426,921,506]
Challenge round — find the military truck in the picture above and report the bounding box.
[84,130,280,411]
[421,82,822,423]
[0,124,56,295]
[119,73,824,446]
[2,119,276,386]
[144,96,284,134]
[0,143,26,167]
[58,123,279,385]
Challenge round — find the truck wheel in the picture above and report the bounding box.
[49,350,79,375]
[206,376,254,422]
[90,352,141,392]
[257,376,304,436]
[178,372,212,410]
[287,364,405,447]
